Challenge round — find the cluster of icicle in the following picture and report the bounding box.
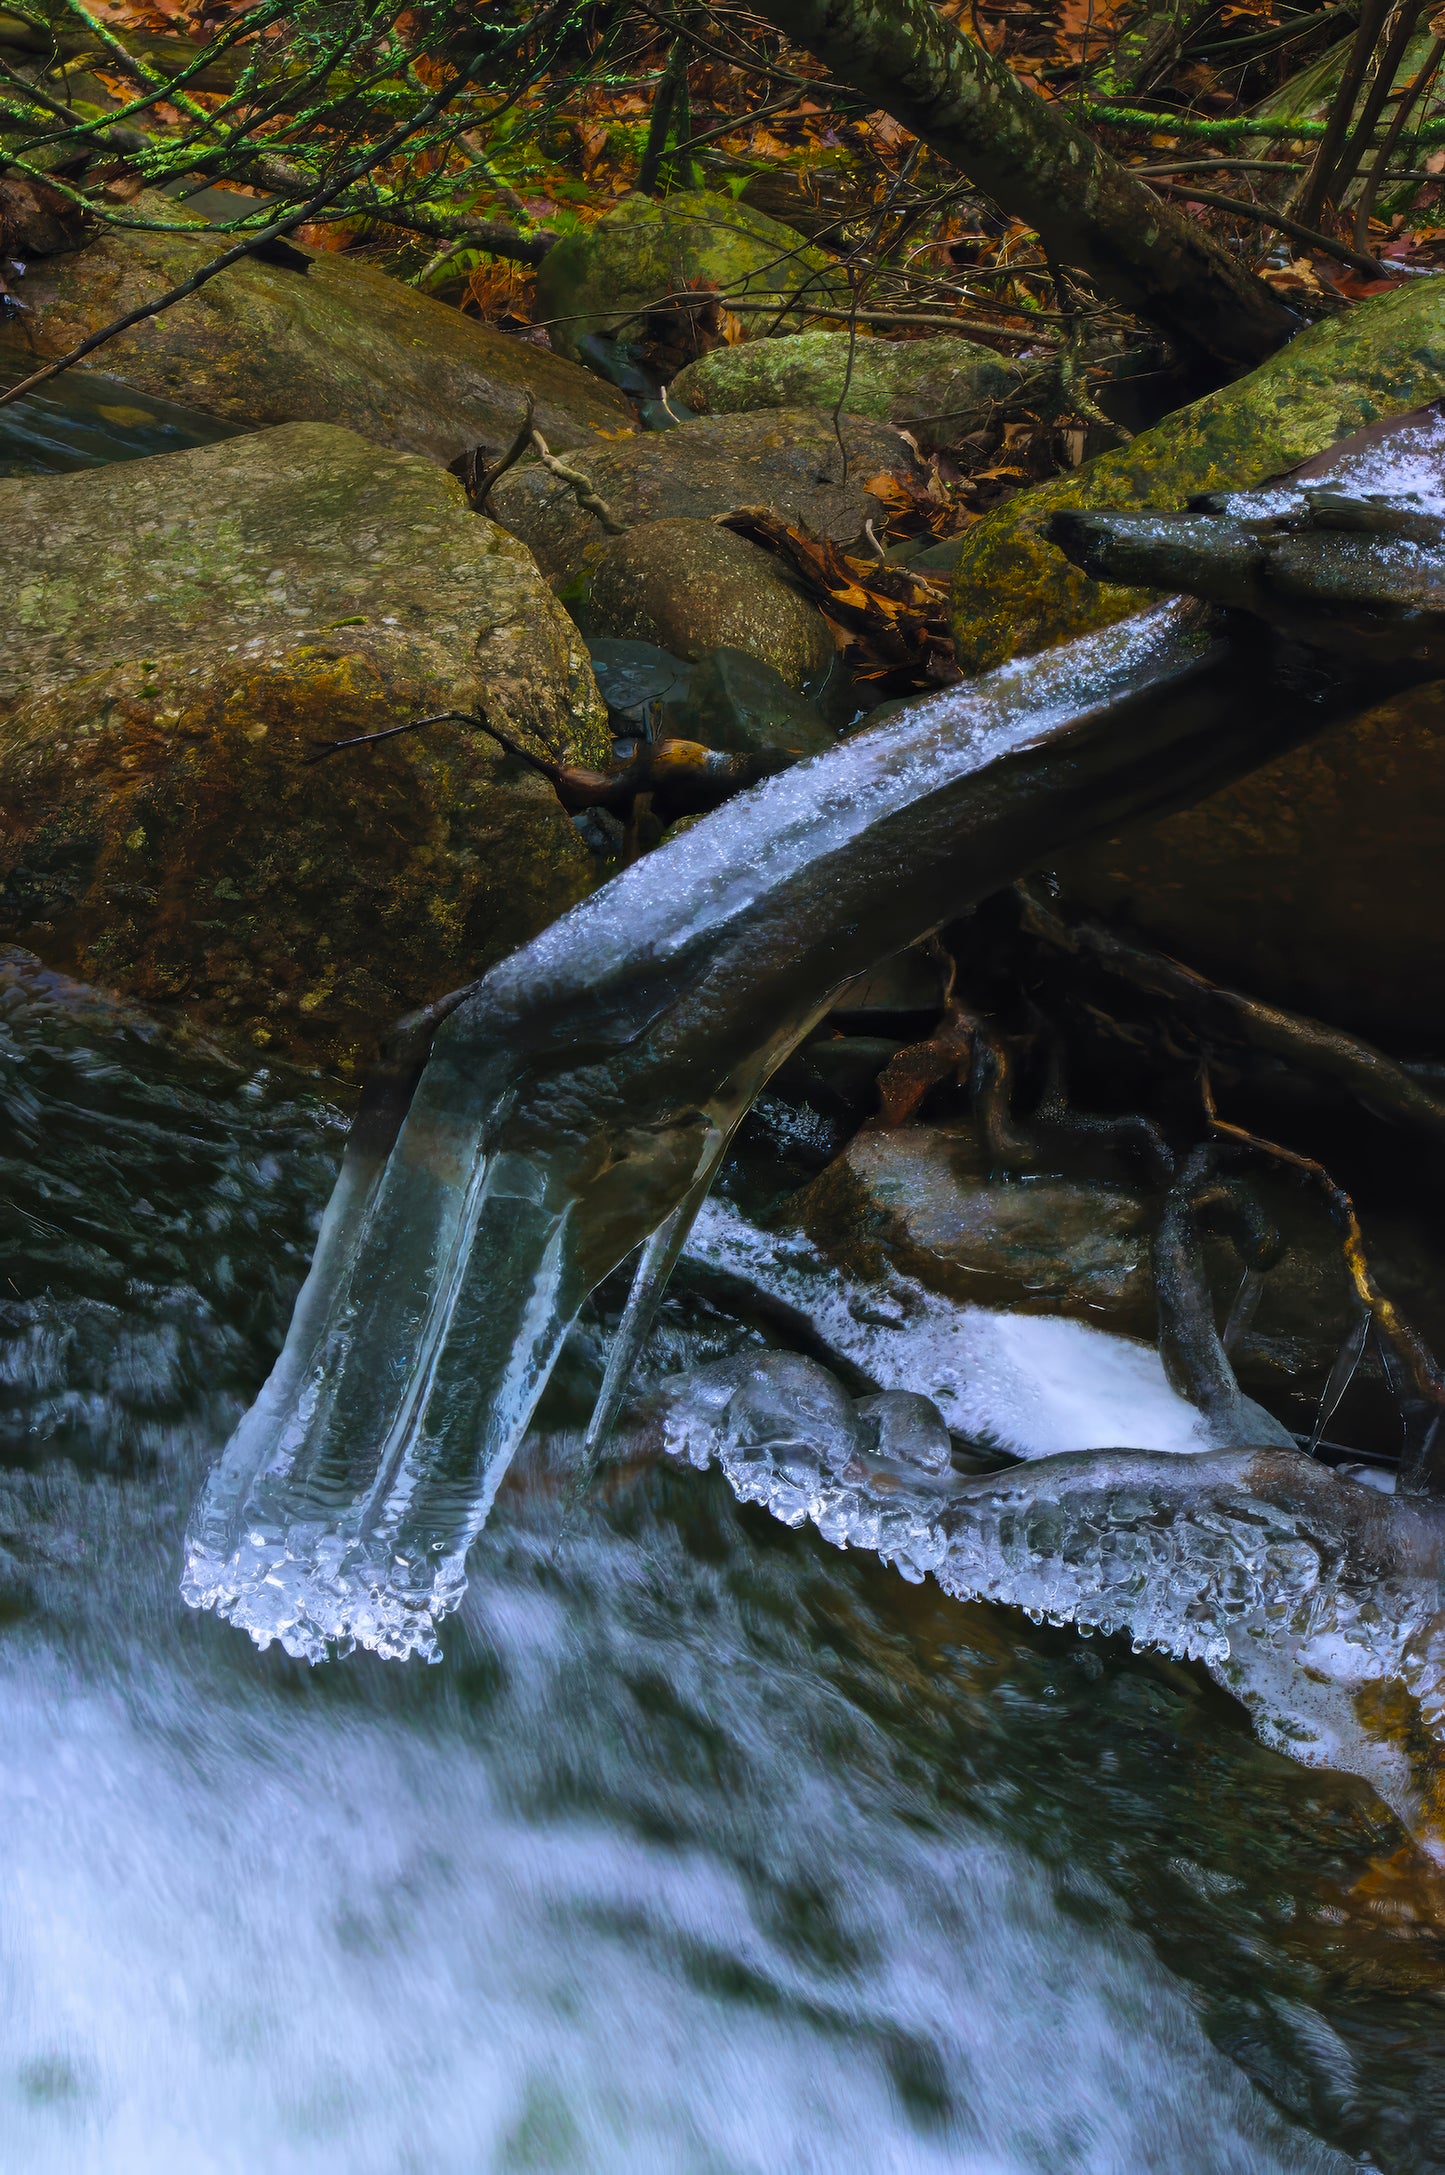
[653,1351,1445,1761]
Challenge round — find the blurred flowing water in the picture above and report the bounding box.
[3,949,1444,2173]
[0,345,238,476]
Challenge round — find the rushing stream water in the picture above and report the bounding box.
[5,948,1445,2172]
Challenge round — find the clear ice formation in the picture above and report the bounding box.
[648,1350,1445,1843]
[182,407,1445,1665]
[683,1197,1218,1457]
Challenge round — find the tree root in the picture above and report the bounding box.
[528,429,628,536]
[1015,884,1445,1152]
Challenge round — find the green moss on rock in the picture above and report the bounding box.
[950,279,1445,675]
[670,330,1041,451]
[532,190,846,363]
[13,198,631,465]
[0,423,610,1070]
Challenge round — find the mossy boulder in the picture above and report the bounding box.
[585,519,835,689]
[671,330,1044,451]
[11,200,631,466]
[949,278,1445,675]
[532,190,846,364]
[489,407,927,588]
[0,422,610,1071]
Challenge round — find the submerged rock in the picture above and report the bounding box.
[949,277,1445,676]
[489,406,925,588]
[0,422,608,1069]
[532,189,845,364]
[662,645,836,755]
[585,519,835,689]
[782,1117,1434,1439]
[794,1121,1159,1327]
[9,203,631,465]
[671,329,1045,451]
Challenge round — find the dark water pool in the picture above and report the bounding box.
[0,343,237,476]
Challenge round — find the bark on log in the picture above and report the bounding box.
[745,0,1300,373]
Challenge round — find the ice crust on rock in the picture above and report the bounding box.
[684,1198,1213,1456]
[650,1343,1445,1834]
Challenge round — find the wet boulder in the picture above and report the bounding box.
[785,1118,1398,1436]
[10,199,631,466]
[1058,675,1445,1050]
[0,422,610,1071]
[949,277,1445,676]
[585,519,835,690]
[662,645,836,755]
[532,189,846,364]
[794,1121,1160,1327]
[670,329,1047,452]
[488,407,928,589]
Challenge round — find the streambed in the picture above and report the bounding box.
[2,951,1442,2172]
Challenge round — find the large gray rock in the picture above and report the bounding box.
[489,407,929,589]
[586,519,835,690]
[671,330,1047,452]
[532,190,846,364]
[0,422,609,1071]
[12,201,632,465]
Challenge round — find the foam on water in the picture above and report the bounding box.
[0,1474,1353,2175]
[684,1198,1213,1456]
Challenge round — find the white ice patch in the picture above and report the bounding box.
[685,1197,1213,1458]
[1222,402,1445,521]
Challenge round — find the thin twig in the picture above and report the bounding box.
[1294,0,1395,226]
[1200,1069,1445,1423]
[0,1,570,408]
[305,710,479,766]
[528,428,628,534]
[666,297,1063,342]
[831,266,860,485]
[1354,33,1445,249]
[1150,177,1390,274]
[1015,886,1445,1150]
[457,393,535,512]
[1328,0,1429,213]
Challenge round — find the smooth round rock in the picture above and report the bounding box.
[587,520,835,690]
[488,407,929,590]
